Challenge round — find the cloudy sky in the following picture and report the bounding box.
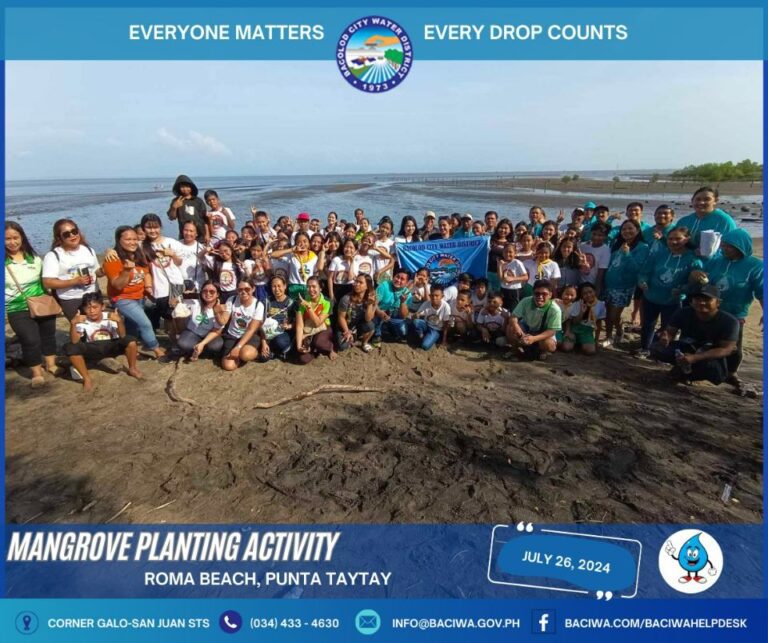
[5,60,762,180]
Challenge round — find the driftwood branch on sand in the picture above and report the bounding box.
[165,360,381,408]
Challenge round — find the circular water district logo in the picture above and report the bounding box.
[336,16,413,92]
[426,253,461,287]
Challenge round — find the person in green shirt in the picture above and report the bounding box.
[5,222,59,386]
[506,279,562,360]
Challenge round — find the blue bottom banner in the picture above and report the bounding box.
[4,524,762,599]
[0,598,764,642]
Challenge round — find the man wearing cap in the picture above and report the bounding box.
[290,213,312,244]
[651,283,739,386]
[420,211,436,241]
[453,214,475,239]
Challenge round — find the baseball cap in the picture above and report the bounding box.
[584,201,597,210]
[690,283,720,299]
[297,212,310,222]
[461,213,474,221]
[424,211,436,220]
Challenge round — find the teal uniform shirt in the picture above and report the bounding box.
[705,228,763,320]
[675,208,736,252]
[605,242,650,291]
[638,247,703,306]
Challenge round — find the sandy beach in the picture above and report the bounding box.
[5,241,763,525]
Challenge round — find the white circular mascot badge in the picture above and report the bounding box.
[658,529,723,594]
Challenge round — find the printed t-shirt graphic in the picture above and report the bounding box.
[76,313,119,342]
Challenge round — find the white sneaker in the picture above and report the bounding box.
[600,339,613,349]
[69,366,84,382]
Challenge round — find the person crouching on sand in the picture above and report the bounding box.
[506,279,561,360]
[218,279,264,371]
[411,285,451,350]
[561,282,605,356]
[336,274,377,353]
[295,276,336,364]
[178,280,225,361]
[63,293,143,392]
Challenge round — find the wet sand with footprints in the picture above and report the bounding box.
[6,271,762,526]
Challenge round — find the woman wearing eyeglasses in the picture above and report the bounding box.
[42,219,102,320]
[218,279,265,371]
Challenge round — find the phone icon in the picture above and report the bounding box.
[218,610,242,633]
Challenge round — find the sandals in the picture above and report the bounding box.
[727,375,759,399]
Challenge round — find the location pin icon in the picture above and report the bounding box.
[23,615,31,631]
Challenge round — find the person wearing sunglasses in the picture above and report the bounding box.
[42,218,102,320]
[217,279,265,371]
[176,280,226,361]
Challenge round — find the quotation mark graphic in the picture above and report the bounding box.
[595,590,614,601]
[516,522,534,533]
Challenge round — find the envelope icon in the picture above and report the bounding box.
[359,615,378,629]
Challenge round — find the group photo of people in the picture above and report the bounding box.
[5,175,762,399]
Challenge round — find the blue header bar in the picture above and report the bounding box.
[4,7,764,60]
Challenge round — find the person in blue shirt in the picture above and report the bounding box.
[373,267,412,345]
[637,226,703,355]
[704,228,763,395]
[603,220,649,348]
[675,186,736,257]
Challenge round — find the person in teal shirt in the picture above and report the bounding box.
[581,205,614,242]
[452,214,476,239]
[704,228,763,395]
[675,186,736,257]
[642,204,676,256]
[609,202,650,241]
[528,206,546,238]
[637,226,703,353]
[603,220,649,347]
[373,267,412,345]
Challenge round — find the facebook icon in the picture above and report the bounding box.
[532,610,556,634]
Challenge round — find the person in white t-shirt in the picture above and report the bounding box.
[243,240,272,301]
[327,238,357,305]
[218,280,265,371]
[42,218,101,320]
[203,190,236,242]
[139,213,186,335]
[476,292,510,347]
[522,242,561,291]
[578,223,611,296]
[497,243,528,311]
[374,219,396,283]
[412,285,451,350]
[353,233,390,280]
[62,293,142,392]
[251,209,278,245]
[178,221,208,296]
[176,280,225,360]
